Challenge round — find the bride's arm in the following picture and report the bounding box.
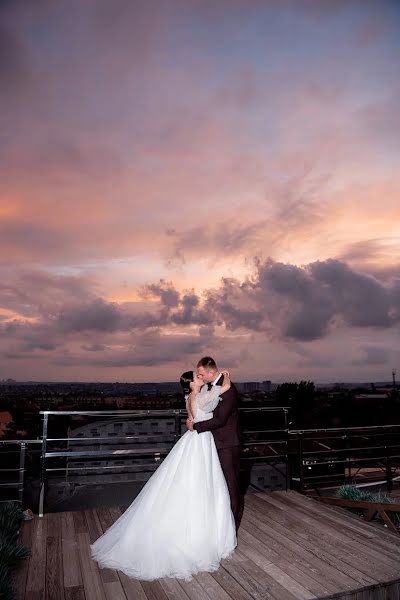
[219,371,231,395]
[186,390,197,419]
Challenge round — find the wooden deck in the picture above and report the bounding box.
[14,490,400,600]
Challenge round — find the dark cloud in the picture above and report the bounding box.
[58,298,122,333]
[144,281,180,308]
[1,259,399,369]
[258,261,335,340]
[204,278,263,332]
[0,269,98,318]
[310,260,392,328]
[52,331,207,368]
[81,343,107,352]
[352,345,390,366]
[166,221,267,265]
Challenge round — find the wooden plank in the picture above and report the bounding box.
[104,580,127,600]
[90,508,119,584]
[13,519,34,599]
[61,512,83,588]
[237,536,320,600]
[192,572,232,600]
[281,490,400,560]
[118,571,148,600]
[26,514,48,595]
[211,563,264,600]
[242,512,346,594]
[73,511,87,534]
[140,580,170,600]
[246,496,377,584]
[77,532,107,600]
[177,574,214,600]
[253,493,400,578]
[64,586,86,600]
[255,492,377,540]
[84,509,103,544]
[220,552,277,600]
[238,525,320,599]
[159,578,191,600]
[232,548,299,600]
[25,592,45,600]
[108,506,123,523]
[96,507,114,532]
[256,491,400,571]
[284,491,400,548]
[46,512,65,600]
[246,495,379,586]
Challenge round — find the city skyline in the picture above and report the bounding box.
[1,1,399,382]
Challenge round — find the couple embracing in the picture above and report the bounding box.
[91,356,243,581]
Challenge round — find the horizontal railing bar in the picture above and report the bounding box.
[0,483,21,488]
[39,410,187,415]
[294,435,400,443]
[241,454,288,460]
[43,456,287,473]
[302,454,400,466]
[45,435,176,442]
[39,407,290,416]
[242,429,289,434]
[302,473,358,481]
[45,448,170,458]
[46,464,161,472]
[0,440,41,445]
[302,444,400,455]
[0,468,23,472]
[289,424,400,434]
[42,443,288,457]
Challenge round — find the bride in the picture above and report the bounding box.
[90,370,237,581]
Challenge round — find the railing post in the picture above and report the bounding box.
[285,432,290,491]
[18,442,26,505]
[283,408,289,430]
[39,413,48,518]
[385,434,393,492]
[174,412,182,445]
[298,433,305,495]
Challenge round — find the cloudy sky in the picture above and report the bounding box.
[1,0,399,383]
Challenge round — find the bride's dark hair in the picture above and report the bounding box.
[179,370,193,395]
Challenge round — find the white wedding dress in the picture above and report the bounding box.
[90,386,237,581]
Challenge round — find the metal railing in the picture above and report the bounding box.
[37,407,290,516]
[287,424,400,493]
[3,411,400,514]
[0,440,42,504]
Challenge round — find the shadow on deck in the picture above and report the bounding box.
[14,490,400,600]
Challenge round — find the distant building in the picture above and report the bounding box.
[262,380,272,393]
[243,382,261,393]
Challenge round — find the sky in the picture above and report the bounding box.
[0,0,399,383]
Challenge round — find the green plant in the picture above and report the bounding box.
[336,484,400,527]
[0,503,30,600]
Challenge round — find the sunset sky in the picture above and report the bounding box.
[1,0,399,383]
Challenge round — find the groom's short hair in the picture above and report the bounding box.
[197,356,217,370]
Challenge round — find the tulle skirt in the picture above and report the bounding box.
[90,428,237,581]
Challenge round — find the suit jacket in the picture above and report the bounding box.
[194,375,242,450]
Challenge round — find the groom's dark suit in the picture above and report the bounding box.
[193,375,243,531]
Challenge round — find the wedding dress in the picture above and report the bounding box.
[90,386,237,581]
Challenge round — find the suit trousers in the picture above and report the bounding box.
[217,445,243,532]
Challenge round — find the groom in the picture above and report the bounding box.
[186,356,243,532]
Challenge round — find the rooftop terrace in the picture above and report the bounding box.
[14,490,400,600]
